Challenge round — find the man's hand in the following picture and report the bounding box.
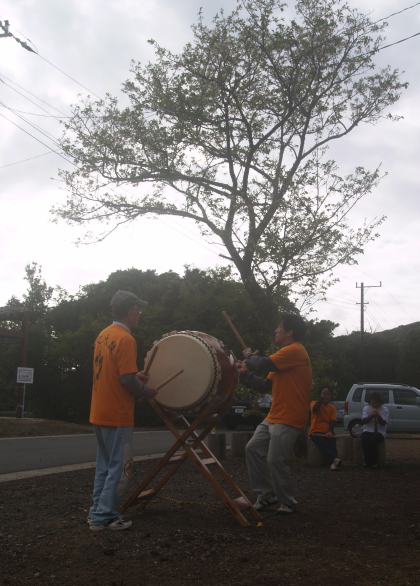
[136,372,157,400]
[236,360,248,374]
[242,348,260,359]
[141,386,158,400]
[325,431,334,438]
[136,371,150,384]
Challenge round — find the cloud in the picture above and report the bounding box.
[0,0,419,337]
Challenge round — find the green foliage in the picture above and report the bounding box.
[0,342,20,411]
[233,382,262,406]
[56,0,406,330]
[1,265,273,423]
[304,319,338,399]
[2,262,419,424]
[397,330,420,388]
[22,262,54,320]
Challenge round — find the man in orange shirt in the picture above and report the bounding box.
[88,290,157,531]
[309,387,341,471]
[237,314,312,515]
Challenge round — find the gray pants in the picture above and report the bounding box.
[245,421,301,506]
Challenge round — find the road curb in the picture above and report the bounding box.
[0,452,180,483]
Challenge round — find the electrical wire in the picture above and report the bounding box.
[0,112,73,165]
[1,3,419,268]
[2,109,71,118]
[380,283,414,317]
[37,55,102,100]
[374,2,420,24]
[0,100,61,144]
[0,74,68,116]
[0,150,58,170]
[380,32,420,51]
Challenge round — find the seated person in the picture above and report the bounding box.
[309,387,341,470]
[361,391,388,469]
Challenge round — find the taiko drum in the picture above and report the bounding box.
[144,331,238,415]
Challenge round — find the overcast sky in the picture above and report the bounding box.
[1,0,419,337]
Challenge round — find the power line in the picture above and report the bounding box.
[0,74,68,116]
[380,31,420,51]
[0,100,63,148]
[0,75,225,258]
[374,2,420,24]
[321,300,359,310]
[323,296,358,308]
[364,309,383,333]
[381,283,414,317]
[1,7,418,268]
[2,109,70,118]
[37,55,102,100]
[0,150,58,170]
[0,112,73,165]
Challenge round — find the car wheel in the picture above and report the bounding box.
[348,420,363,438]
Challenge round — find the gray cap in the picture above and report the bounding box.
[110,290,148,309]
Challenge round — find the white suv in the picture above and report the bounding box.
[344,383,420,438]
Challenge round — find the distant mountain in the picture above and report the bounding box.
[372,322,420,341]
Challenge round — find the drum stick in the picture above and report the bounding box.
[222,311,248,350]
[156,369,184,391]
[144,345,159,375]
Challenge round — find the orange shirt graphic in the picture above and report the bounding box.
[309,402,337,435]
[266,342,312,429]
[90,324,138,427]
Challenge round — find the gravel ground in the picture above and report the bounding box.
[1,420,420,586]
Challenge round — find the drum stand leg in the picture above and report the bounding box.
[119,397,262,527]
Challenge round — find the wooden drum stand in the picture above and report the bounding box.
[119,394,262,527]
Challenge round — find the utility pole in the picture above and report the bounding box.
[356,282,382,381]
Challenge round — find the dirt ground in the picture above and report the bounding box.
[1,419,420,586]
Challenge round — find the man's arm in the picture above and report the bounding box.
[236,360,273,393]
[120,372,157,399]
[243,353,279,372]
[312,397,324,413]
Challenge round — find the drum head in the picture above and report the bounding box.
[144,332,220,412]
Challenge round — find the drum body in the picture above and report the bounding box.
[144,331,238,416]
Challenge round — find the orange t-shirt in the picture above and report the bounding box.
[309,401,337,435]
[265,342,312,429]
[89,324,138,427]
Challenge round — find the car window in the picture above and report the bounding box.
[365,389,390,404]
[393,389,419,405]
[352,388,363,402]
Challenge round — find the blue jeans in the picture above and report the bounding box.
[245,421,301,507]
[89,425,133,526]
[309,435,338,464]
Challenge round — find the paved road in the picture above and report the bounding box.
[0,426,346,477]
[0,429,235,480]
[0,430,180,475]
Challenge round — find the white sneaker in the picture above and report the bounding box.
[277,503,296,515]
[254,495,279,511]
[108,518,132,531]
[330,458,342,471]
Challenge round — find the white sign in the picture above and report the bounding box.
[17,368,34,384]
